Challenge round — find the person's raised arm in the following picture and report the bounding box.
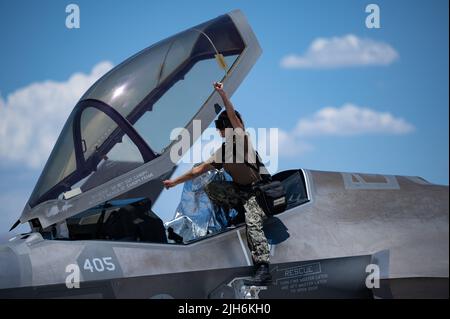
[214,82,244,130]
[162,162,214,189]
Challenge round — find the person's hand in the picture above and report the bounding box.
[163,179,177,189]
[213,82,226,97]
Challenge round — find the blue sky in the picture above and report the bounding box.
[0,0,448,237]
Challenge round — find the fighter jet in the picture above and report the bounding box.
[0,10,448,299]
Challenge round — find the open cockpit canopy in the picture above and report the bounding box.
[18,10,262,229]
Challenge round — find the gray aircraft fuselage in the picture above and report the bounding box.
[0,169,448,298]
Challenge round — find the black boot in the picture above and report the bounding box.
[244,263,272,286]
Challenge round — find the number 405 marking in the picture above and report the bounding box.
[83,257,116,272]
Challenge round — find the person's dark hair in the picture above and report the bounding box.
[215,110,244,130]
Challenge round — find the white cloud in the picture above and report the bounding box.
[295,104,415,136]
[281,34,399,69]
[275,104,414,158]
[277,129,314,158]
[0,61,113,168]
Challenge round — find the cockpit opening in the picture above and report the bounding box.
[35,169,309,244]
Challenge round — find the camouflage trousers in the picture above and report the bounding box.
[243,196,270,265]
[205,181,270,265]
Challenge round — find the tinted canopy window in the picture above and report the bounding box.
[28,14,245,207]
[133,54,238,153]
[29,111,77,204]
